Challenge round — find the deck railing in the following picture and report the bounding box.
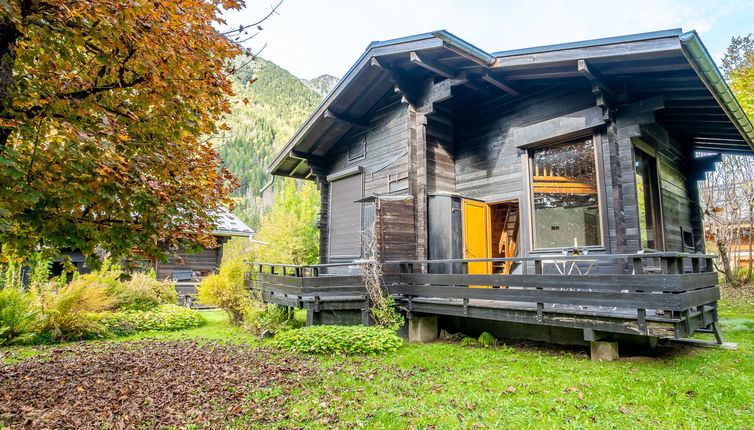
[246,252,721,338]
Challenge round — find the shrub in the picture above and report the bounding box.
[478,332,497,347]
[0,288,39,345]
[197,260,251,325]
[272,325,403,355]
[244,303,303,335]
[112,273,178,311]
[95,305,206,336]
[35,278,113,342]
[460,337,480,347]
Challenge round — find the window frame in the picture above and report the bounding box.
[632,139,665,251]
[526,133,606,252]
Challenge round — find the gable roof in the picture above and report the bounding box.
[270,29,754,179]
[212,211,254,237]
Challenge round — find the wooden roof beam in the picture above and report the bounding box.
[371,56,421,106]
[324,109,370,131]
[481,73,519,96]
[410,51,455,79]
[578,59,614,97]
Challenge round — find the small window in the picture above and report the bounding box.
[530,138,601,248]
[348,136,366,161]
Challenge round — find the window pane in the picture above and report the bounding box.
[531,139,601,248]
[634,148,657,249]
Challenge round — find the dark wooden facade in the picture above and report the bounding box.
[262,29,754,345]
[153,237,229,282]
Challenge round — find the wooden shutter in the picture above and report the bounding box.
[328,173,363,259]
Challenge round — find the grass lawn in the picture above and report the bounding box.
[2,291,753,429]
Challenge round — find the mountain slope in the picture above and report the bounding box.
[214,57,336,228]
[302,75,339,98]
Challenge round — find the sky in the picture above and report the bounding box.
[221,0,754,80]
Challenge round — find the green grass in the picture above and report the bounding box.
[3,299,754,428]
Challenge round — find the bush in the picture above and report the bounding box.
[112,273,178,311]
[197,260,251,325]
[460,337,480,347]
[272,325,403,355]
[478,332,497,347]
[244,304,303,335]
[0,288,38,345]
[36,278,113,342]
[95,305,206,336]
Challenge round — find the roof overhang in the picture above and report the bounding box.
[270,29,754,178]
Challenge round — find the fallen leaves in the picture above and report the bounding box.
[0,340,323,429]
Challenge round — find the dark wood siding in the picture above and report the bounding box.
[326,99,409,197]
[154,246,222,281]
[427,105,455,194]
[377,197,416,272]
[454,85,595,202]
[328,172,363,259]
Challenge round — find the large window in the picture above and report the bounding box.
[530,139,601,248]
[634,147,662,250]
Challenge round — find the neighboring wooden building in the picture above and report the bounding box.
[256,29,753,352]
[151,212,254,281]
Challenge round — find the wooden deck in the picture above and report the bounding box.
[246,252,722,343]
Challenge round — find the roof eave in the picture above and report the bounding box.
[268,30,497,177]
[679,30,754,151]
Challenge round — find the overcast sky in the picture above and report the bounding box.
[221,0,754,80]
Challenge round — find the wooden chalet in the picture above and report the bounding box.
[252,29,754,354]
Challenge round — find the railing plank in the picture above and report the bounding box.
[387,283,711,310]
[397,273,715,292]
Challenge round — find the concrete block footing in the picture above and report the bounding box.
[590,341,619,362]
[408,316,438,343]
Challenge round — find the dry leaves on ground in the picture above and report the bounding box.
[0,340,323,429]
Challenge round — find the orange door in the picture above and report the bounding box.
[463,200,491,283]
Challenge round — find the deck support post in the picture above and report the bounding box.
[306,309,321,326]
[712,321,725,344]
[361,297,371,326]
[408,316,438,343]
[590,341,619,362]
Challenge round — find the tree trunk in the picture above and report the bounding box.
[749,199,753,284]
[0,16,20,148]
[717,237,740,287]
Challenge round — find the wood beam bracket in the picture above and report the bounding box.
[481,73,519,96]
[324,109,370,131]
[578,59,615,122]
[410,51,455,79]
[371,57,421,106]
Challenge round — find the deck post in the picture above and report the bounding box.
[306,309,322,326]
[361,296,371,326]
[590,341,619,362]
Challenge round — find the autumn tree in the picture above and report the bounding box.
[722,34,754,115]
[0,0,266,265]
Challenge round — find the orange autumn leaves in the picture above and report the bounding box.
[0,0,247,263]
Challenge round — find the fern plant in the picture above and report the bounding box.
[0,288,39,345]
[36,278,113,342]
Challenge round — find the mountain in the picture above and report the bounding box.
[215,57,337,229]
[301,74,339,98]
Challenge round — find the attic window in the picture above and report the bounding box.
[348,136,366,161]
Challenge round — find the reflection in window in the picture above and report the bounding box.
[634,148,659,249]
[531,139,601,248]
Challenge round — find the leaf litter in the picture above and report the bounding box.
[0,339,327,429]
